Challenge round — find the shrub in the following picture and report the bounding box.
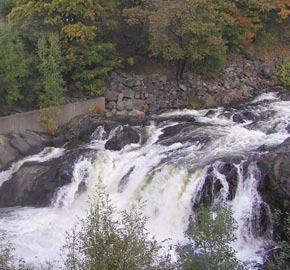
[267,210,290,270]
[0,234,14,270]
[178,205,245,270]
[39,107,59,135]
[276,60,290,88]
[62,184,172,270]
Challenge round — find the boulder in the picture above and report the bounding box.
[105,126,140,151]
[258,138,290,210]
[258,138,290,240]
[0,149,92,207]
[0,131,52,171]
[0,135,22,171]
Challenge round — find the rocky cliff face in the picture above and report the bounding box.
[258,138,290,241]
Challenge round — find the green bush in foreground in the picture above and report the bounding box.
[0,234,14,270]
[62,185,172,270]
[178,205,245,270]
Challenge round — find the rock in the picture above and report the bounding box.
[160,75,167,84]
[105,126,140,151]
[158,123,210,146]
[117,101,125,111]
[179,84,187,92]
[129,110,146,118]
[107,101,116,110]
[286,124,290,133]
[232,114,245,123]
[122,89,135,99]
[258,138,290,240]
[124,99,134,111]
[132,100,146,111]
[0,149,93,207]
[0,132,52,171]
[261,65,275,79]
[0,135,22,170]
[105,91,119,102]
[216,160,240,200]
[10,131,51,156]
[124,78,138,88]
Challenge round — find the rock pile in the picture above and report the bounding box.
[105,56,282,116]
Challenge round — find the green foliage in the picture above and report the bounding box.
[10,0,121,97]
[0,0,16,18]
[267,210,290,270]
[178,205,244,270]
[70,42,121,96]
[37,33,65,108]
[276,60,290,88]
[0,234,14,270]
[0,24,31,106]
[63,184,171,270]
[39,107,59,135]
[189,99,201,110]
[141,0,235,78]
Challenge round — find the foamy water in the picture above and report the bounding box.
[0,93,289,269]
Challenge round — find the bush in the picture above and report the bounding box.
[267,210,290,270]
[276,60,290,88]
[0,234,14,270]
[63,184,172,270]
[178,205,245,270]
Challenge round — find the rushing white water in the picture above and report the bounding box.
[0,93,289,269]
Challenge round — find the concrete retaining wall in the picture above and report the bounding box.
[0,97,105,135]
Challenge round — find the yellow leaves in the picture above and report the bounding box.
[276,0,290,19]
[63,23,97,42]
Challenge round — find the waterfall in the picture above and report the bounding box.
[0,92,289,269]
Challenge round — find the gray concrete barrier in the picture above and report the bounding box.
[0,97,105,135]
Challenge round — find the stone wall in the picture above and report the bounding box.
[105,56,281,116]
[0,97,105,135]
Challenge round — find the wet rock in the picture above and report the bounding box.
[258,138,290,208]
[158,123,210,146]
[232,113,245,123]
[105,126,140,151]
[217,160,240,200]
[0,149,93,207]
[258,138,290,240]
[0,132,52,171]
[0,135,22,170]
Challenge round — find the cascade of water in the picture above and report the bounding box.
[0,93,289,269]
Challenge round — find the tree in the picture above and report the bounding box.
[37,33,65,108]
[178,205,244,270]
[63,185,172,270]
[136,0,235,80]
[0,24,31,107]
[9,0,121,96]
